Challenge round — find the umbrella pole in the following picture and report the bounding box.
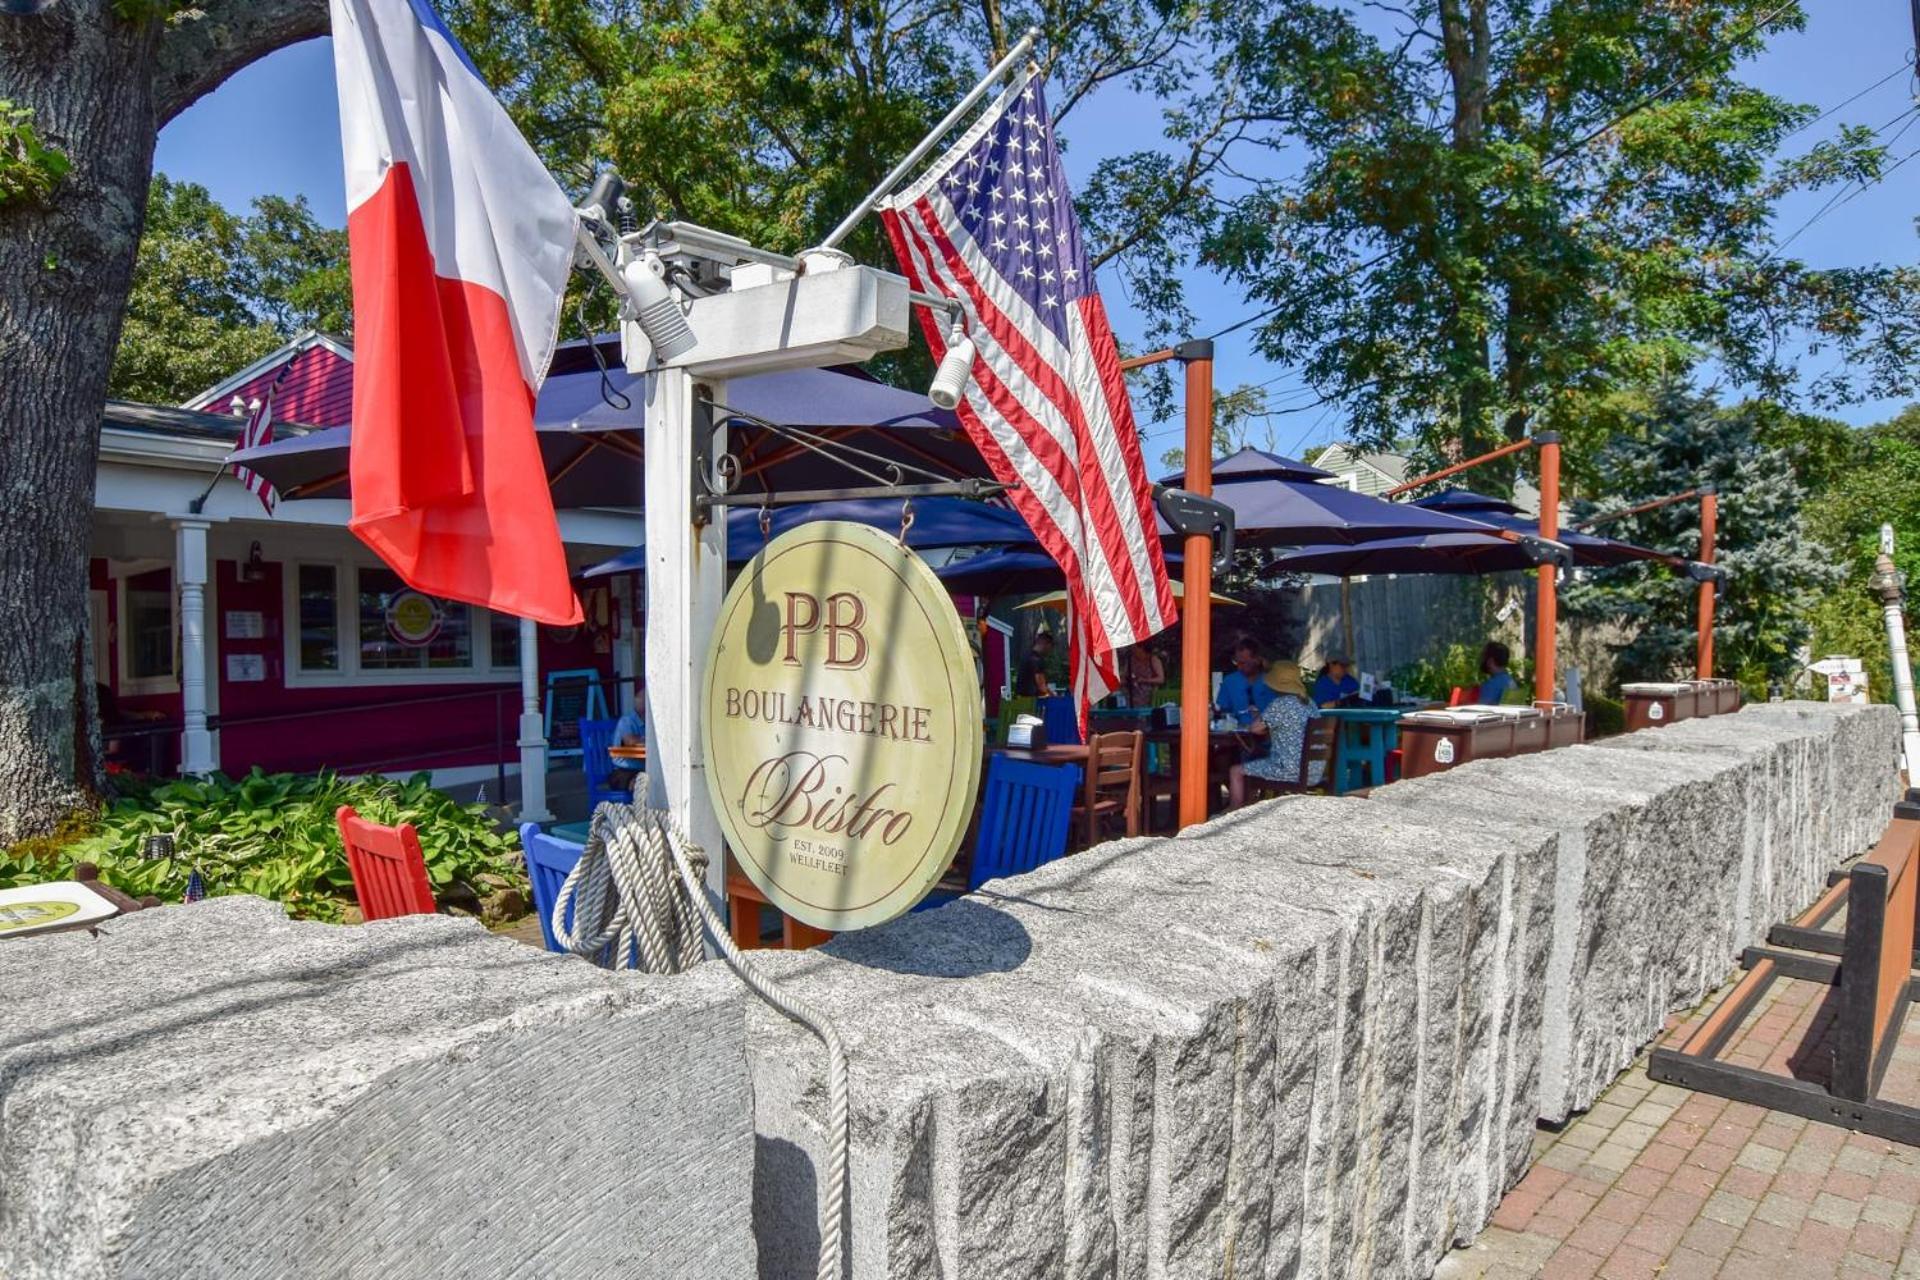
[1696,484,1718,678]
[1178,342,1215,829]
[1341,577,1355,669]
[1534,432,1560,704]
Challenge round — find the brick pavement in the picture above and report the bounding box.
[1438,964,1920,1280]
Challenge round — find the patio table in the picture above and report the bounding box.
[1318,706,1408,794]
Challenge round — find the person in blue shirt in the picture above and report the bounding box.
[1216,639,1277,726]
[609,704,646,792]
[1311,655,1360,706]
[1476,641,1515,705]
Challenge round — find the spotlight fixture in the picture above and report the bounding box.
[928,324,975,410]
[620,252,698,362]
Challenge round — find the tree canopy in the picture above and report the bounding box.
[1135,0,1920,489]
[110,175,350,405]
[1561,379,1837,687]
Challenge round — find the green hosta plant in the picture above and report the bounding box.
[0,769,524,923]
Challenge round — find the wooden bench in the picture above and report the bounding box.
[1648,799,1920,1142]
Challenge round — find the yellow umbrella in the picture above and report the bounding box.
[1016,580,1243,612]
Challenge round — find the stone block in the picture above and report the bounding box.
[0,897,753,1280]
[746,797,1556,1279]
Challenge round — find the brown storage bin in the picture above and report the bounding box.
[1535,702,1586,748]
[1623,682,1697,731]
[1398,710,1517,778]
[1457,704,1549,756]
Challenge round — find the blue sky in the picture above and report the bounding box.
[155,3,1919,448]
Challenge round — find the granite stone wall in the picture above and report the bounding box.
[746,701,1898,1279]
[0,898,755,1280]
[0,702,1893,1280]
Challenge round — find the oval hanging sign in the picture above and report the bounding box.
[703,520,984,932]
[385,590,443,646]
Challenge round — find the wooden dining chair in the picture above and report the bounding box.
[1246,718,1340,801]
[336,805,436,922]
[577,718,628,808]
[1074,729,1143,847]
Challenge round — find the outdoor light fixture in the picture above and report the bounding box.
[928,324,975,410]
[621,251,698,362]
[580,171,626,229]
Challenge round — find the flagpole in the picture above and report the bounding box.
[811,26,1043,254]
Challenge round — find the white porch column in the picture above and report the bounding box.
[643,369,727,905]
[172,517,216,776]
[611,575,638,715]
[517,614,552,823]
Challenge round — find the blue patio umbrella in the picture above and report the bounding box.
[583,496,1037,577]
[1412,489,1674,568]
[1264,530,1564,579]
[228,363,989,509]
[936,547,1191,598]
[1157,448,1502,548]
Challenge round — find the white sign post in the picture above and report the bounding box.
[622,229,912,906]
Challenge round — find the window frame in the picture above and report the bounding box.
[282,558,523,687]
[117,563,180,696]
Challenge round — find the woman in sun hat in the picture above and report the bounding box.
[1228,659,1325,806]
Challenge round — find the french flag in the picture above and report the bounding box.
[330,0,583,626]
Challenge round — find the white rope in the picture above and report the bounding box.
[549,803,850,1280]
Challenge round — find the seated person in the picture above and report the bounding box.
[1216,639,1277,727]
[1311,655,1360,706]
[609,703,645,793]
[1228,661,1325,805]
[1476,641,1515,705]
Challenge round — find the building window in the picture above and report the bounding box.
[119,567,178,693]
[491,612,521,669]
[297,564,340,671]
[356,567,473,671]
[286,560,520,684]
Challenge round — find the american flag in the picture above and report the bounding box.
[229,365,286,515]
[881,72,1176,730]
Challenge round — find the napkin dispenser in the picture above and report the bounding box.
[1154,702,1180,730]
[1007,714,1048,749]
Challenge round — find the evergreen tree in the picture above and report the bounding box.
[1563,381,1837,689]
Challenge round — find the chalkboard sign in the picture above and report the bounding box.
[543,669,610,758]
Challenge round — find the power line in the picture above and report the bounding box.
[1540,0,1802,172]
[1771,108,1920,256]
[1778,56,1914,143]
[1195,1,1805,349]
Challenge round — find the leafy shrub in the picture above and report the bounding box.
[1586,695,1626,739]
[0,769,524,922]
[1389,643,1483,702]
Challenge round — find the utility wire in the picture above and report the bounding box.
[1777,56,1914,143]
[1195,0,1805,351]
[1770,107,1920,257]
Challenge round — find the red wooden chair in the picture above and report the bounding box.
[336,805,437,922]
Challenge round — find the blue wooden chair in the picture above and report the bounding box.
[918,756,1081,909]
[519,823,583,954]
[519,823,636,965]
[1037,694,1082,746]
[578,717,628,808]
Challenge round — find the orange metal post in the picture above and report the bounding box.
[1534,433,1560,704]
[1178,340,1215,830]
[1697,484,1718,678]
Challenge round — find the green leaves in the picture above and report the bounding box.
[0,768,526,923]
[0,101,69,208]
[110,175,352,403]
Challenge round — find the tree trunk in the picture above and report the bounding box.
[0,0,325,842]
[0,6,162,841]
